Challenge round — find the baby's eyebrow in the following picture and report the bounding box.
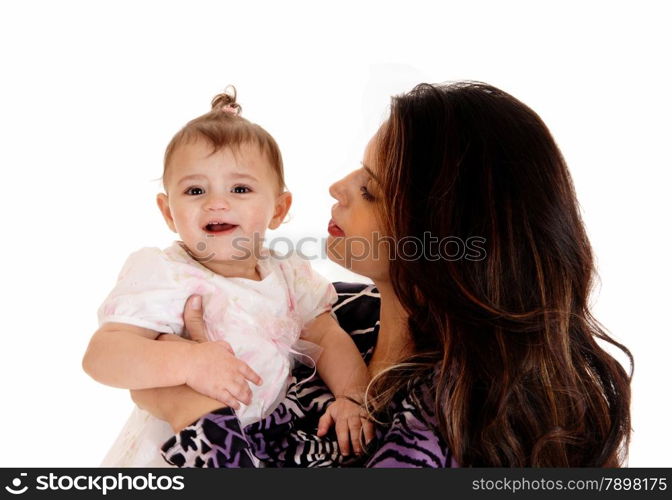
[176,174,206,184]
[176,172,258,184]
[229,172,258,182]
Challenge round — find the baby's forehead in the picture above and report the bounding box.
[163,140,282,190]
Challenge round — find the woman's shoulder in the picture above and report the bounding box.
[331,282,380,335]
[366,369,453,467]
[332,281,377,295]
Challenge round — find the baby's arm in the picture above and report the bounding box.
[82,322,261,406]
[301,312,374,455]
[301,312,370,400]
[82,322,193,389]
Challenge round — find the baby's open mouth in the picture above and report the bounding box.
[203,221,238,234]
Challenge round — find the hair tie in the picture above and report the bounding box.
[221,103,240,116]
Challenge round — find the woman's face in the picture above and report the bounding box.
[327,134,390,281]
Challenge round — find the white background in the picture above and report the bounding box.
[0,0,669,467]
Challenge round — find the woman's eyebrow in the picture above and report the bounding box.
[362,163,380,183]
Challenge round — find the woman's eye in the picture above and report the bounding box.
[360,185,375,201]
[232,186,251,194]
[185,187,204,196]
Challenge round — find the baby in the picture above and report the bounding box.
[83,88,371,467]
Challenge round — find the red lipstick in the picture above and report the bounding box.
[328,219,345,237]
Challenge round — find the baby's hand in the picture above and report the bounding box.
[317,396,375,456]
[185,341,263,409]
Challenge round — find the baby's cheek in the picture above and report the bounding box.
[173,215,194,237]
[248,213,273,236]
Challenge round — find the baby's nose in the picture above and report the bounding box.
[204,194,230,210]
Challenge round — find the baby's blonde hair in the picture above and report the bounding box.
[163,86,285,192]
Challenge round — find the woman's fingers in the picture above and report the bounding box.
[157,333,193,343]
[183,295,208,342]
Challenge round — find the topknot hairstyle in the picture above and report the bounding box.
[162,85,285,192]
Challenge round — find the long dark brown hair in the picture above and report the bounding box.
[367,81,633,467]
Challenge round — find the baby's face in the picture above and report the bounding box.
[158,139,290,263]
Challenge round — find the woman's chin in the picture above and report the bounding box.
[325,236,344,263]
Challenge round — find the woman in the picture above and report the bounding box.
[133,81,633,467]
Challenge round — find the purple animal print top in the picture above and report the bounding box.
[160,282,456,468]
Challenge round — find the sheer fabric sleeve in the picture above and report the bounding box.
[97,247,188,335]
[283,252,338,325]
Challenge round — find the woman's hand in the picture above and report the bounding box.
[129,295,249,432]
[179,295,262,407]
[317,395,375,456]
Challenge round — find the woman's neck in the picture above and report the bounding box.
[369,279,413,378]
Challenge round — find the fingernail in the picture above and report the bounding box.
[190,296,202,310]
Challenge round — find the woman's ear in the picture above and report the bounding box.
[156,193,178,233]
[268,191,292,229]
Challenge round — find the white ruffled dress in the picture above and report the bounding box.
[97,242,336,467]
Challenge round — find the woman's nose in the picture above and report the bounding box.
[329,178,346,203]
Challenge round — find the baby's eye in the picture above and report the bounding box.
[232,185,252,194]
[185,187,204,196]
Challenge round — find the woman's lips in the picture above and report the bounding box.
[328,219,345,237]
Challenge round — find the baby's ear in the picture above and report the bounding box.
[268,191,292,229]
[156,193,177,233]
